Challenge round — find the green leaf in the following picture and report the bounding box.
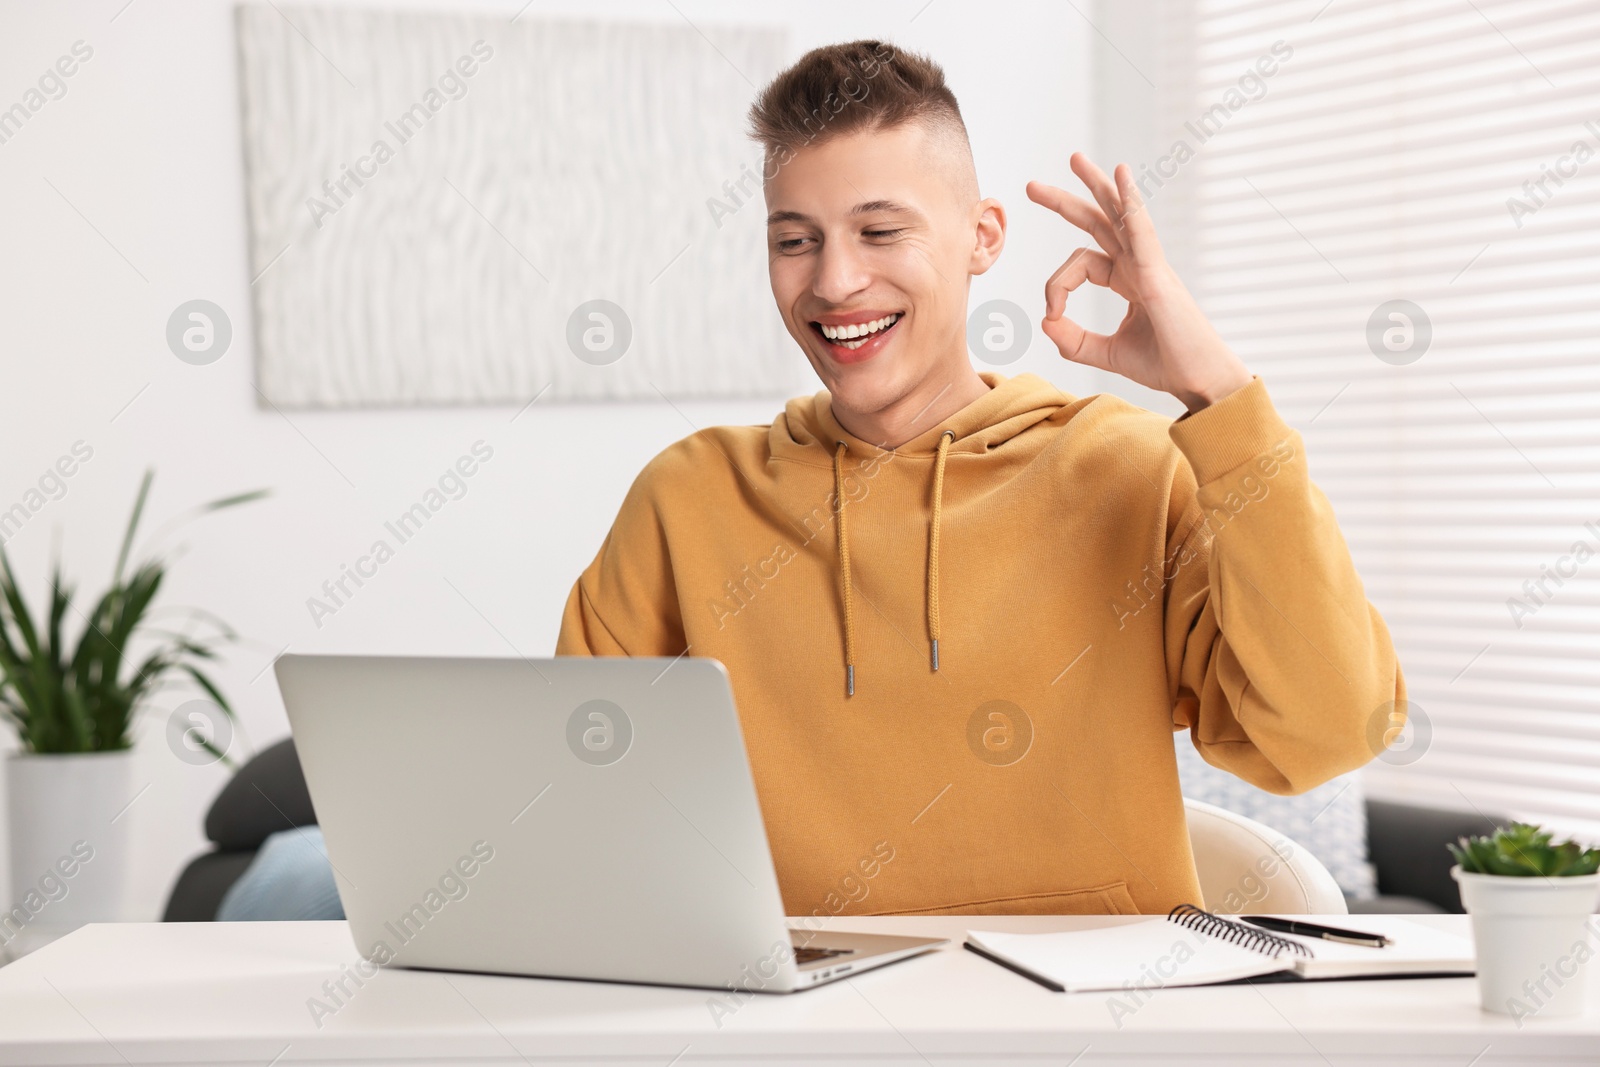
[1568,851,1600,877]
[0,548,43,663]
[112,469,154,587]
[177,663,237,720]
[46,560,71,675]
[1448,822,1600,878]
[61,686,94,752]
[197,488,271,513]
[156,605,239,642]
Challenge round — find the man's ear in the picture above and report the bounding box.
[969,197,1006,276]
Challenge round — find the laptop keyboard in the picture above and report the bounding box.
[792,945,855,964]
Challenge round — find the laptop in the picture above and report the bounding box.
[273,653,947,992]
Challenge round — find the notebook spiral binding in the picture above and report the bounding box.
[1166,903,1314,958]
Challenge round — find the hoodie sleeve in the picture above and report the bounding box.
[555,453,687,658]
[1160,376,1405,795]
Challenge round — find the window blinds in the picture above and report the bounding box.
[1153,0,1600,839]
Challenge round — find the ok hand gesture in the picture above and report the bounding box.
[1026,153,1253,413]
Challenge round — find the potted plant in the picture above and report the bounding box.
[1450,822,1600,1021]
[0,470,266,956]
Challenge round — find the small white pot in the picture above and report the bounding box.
[4,750,135,958]
[1452,864,1600,1020]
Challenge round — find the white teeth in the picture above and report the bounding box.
[818,313,900,342]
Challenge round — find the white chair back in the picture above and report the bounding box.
[1185,797,1348,915]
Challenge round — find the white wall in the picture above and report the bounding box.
[0,0,1103,921]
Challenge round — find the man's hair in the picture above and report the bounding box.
[746,40,975,198]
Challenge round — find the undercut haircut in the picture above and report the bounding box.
[746,40,978,204]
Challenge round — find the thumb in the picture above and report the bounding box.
[1042,314,1113,372]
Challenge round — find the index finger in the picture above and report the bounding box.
[1026,180,1125,256]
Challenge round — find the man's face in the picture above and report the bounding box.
[764,122,996,425]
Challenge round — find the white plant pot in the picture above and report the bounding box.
[4,750,135,958]
[1452,864,1600,1020]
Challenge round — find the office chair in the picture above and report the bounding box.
[1185,797,1348,915]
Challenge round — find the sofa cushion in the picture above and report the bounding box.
[217,826,344,921]
[204,738,316,850]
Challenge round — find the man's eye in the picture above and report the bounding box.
[865,228,904,238]
[775,237,811,253]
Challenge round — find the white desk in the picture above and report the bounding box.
[0,915,1594,1065]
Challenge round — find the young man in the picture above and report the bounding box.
[557,41,1404,917]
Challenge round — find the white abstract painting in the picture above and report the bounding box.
[236,5,799,407]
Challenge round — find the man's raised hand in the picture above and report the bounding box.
[1025,152,1252,413]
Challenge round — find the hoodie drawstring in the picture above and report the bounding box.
[928,430,955,673]
[833,431,956,698]
[833,441,857,697]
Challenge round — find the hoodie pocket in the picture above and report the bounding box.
[873,880,1141,917]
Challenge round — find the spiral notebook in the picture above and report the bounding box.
[964,905,1475,993]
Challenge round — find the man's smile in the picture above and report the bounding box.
[809,310,904,363]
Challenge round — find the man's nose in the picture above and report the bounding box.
[812,237,873,305]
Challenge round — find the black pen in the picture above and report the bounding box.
[1241,916,1393,947]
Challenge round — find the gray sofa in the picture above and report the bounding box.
[1351,799,1499,914]
[161,739,315,922]
[163,740,1492,921]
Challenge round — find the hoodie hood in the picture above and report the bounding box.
[770,371,1074,696]
[772,370,1070,461]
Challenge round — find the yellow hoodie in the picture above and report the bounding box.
[557,371,1404,917]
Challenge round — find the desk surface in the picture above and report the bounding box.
[0,914,1594,1066]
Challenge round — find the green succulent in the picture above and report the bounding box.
[1449,822,1600,878]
